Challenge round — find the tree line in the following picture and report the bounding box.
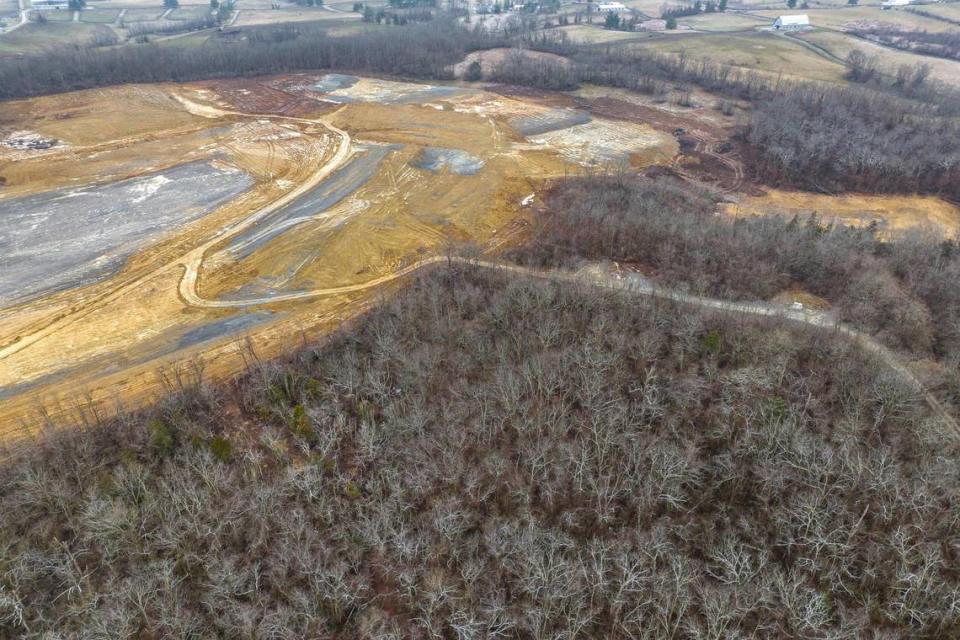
[509,175,960,394]
[1,18,957,202]
[746,83,960,201]
[0,19,505,101]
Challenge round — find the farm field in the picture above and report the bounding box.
[750,6,960,31]
[0,22,102,55]
[633,31,849,82]
[798,29,960,85]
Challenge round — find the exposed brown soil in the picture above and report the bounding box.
[188,77,336,117]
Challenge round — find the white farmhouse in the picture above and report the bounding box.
[773,14,810,31]
[881,0,912,9]
[595,1,627,13]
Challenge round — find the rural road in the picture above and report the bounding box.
[4,0,29,33]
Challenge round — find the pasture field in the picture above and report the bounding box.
[676,11,769,30]
[634,30,849,82]
[235,6,361,26]
[798,29,960,86]
[38,8,75,20]
[167,4,212,19]
[0,21,100,55]
[907,4,960,24]
[80,8,122,22]
[120,7,165,20]
[554,23,660,43]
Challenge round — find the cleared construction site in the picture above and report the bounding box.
[0,75,680,433]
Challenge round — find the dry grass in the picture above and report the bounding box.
[725,188,960,237]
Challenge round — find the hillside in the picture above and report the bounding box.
[2,266,958,637]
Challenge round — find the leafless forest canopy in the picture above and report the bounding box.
[511,176,960,384]
[3,13,960,638]
[2,268,958,637]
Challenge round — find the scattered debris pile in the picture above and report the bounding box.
[2,130,60,151]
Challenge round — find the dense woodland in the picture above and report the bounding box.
[510,176,960,379]
[2,268,958,637]
[746,84,960,200]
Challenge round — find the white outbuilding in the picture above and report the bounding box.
[595,1,627,13]
[773,14,810,31]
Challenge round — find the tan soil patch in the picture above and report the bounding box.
[451,48,571,80]
[725,189,960,236]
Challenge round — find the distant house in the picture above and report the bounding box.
[640,18,666,30]
[881,0,912,8]
[32,0,69,9]
[773,14,810,31]
[595,1,627,13]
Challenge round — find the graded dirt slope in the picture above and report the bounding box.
[0,75,680,437]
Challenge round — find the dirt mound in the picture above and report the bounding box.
[451,48,571,80]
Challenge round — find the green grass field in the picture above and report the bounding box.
[0,21,100,55]
[167,4,212,20]
[635,30,848,82]
[799,29,960,86]
[81,8,122,22]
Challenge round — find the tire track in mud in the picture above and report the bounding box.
[672,129,744,194]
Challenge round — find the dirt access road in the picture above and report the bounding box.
[173,96,353,309]
[0,99,350,362]
[177,239,960,442]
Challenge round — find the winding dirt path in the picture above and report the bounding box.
[5,0,29,33]
[0,98,350,362]
[173,97,353,308]
[177,252,960,440]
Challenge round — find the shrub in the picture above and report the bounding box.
[209,436,232,462]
